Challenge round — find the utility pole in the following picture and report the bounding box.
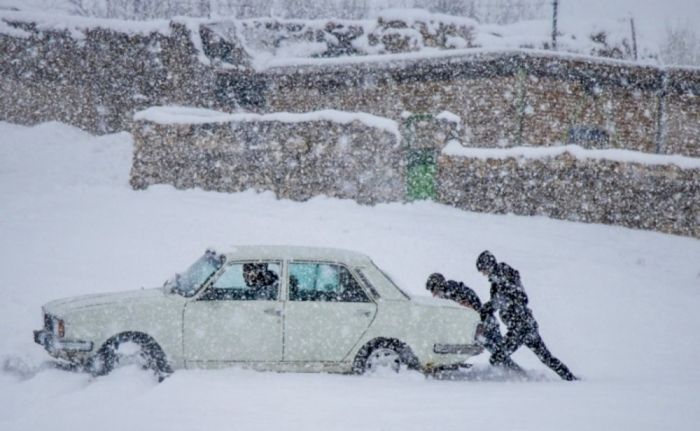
[630,17,638,60]
[552,0,559,50]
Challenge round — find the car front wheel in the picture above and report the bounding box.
[90,332,170,379]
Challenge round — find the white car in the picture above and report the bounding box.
[34,246,483,376]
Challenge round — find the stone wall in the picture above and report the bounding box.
[259,60,525,146]
[2,15,699,158]
[130,110,699,238]
[253,54,699,157]
[438,153,699,238]
[665,68,700,157]
[130,118,405,204]
[3,15,699,238]
[0,20,214,134]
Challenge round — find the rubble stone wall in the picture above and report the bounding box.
[438,154,699,238]
[0,21,214,134]
[130,120,405,204]
[130,114,700,238]
[258,54,699,157]
[3,16,698,237]
[518,74,659,153]
[665,69,700,157]
[2,16,698,157]
[262,66,524,146]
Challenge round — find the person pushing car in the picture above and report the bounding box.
[426,273,523,373]
[476,250,578,381]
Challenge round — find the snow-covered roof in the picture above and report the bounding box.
[255,46,664,75]
[223,245,372,266]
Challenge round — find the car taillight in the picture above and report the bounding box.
[56,319,65,338]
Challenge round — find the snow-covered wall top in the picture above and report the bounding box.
[443,141,700,170]
[134,106,401,139]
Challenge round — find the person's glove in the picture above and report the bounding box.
[480,301,494,321]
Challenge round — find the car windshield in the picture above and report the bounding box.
[165,250,225,297]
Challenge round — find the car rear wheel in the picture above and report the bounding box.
[90,333,170,379]
[353,338,420,374]
[365,347,401,373]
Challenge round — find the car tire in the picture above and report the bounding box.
[353,338,420,374]
[90,332,170,379]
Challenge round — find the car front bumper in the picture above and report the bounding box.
[33,329,94,356]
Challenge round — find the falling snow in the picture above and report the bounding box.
[1,2,699,431]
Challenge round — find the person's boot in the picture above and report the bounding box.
[557,365,578,381]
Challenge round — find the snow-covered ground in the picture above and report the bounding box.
[0,121,699,430]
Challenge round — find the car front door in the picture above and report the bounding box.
[183,261,284,366]
[283,262,377,362]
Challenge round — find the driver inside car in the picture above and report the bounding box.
[242,263,279,300]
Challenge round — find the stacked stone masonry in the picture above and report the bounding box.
[131,114,700,238]
[259,55,698,157]
[130,120,405,205]
[1,16,699,156]
[438,154,699,238]
[0,20,215,134]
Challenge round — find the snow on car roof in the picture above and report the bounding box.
[223,245,373,266]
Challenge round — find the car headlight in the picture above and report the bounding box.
[56,319,65,338]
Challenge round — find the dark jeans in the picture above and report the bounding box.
[490,323,576,381]
[480,316,523,373]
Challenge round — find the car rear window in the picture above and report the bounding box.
[377,268,411,300]
[355,269,380,299]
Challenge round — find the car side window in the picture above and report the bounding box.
[288,262,370,302]
[201,261,280,301]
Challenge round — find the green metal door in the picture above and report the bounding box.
[406,148,436,201]
[404,113,437,201]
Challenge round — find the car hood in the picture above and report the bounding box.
[44,288,166,316]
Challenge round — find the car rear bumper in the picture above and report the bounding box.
[433,343,483,355]
[34,329,94,355]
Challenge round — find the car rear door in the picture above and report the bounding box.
[283,261,377,362]
[183,261,284,366]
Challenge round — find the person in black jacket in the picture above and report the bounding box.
[426,273,523,373]
[476,250,578,381]
[242,263,279,300]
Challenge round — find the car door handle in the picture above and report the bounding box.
[355,310,373,317]
[264,308,282,316]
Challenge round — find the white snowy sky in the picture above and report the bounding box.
[559,0,700,43]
